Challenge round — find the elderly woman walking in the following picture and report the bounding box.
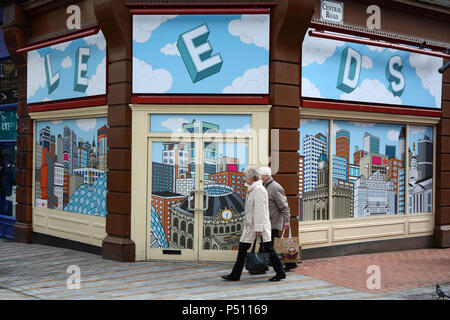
[221,166,286,282]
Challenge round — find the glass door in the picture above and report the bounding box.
[198,138,249,261]
[148,137,202,260]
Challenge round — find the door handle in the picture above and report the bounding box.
[188,190,195,211]
[188,190,209,211]
[200,190,209,211]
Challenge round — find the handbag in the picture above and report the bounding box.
[273,227,301,263]
[245,236,270,274]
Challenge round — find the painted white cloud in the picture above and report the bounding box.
[161,117,189,133]
[132,57,173,93]
[348,121,375,128]
[340,78,402,105]
[133,15,177,43]
[332,122,342,136]
[409,125,427,135]
[302,32,345,67]
[362,55,373,69]
[61,56,72,69]
[77,118,96,132]
[409,52,442,107]
[300,119,317,126]
[86,56,106,96]
[43,98,52,102]
[228,14,269,50]
[51,120,62,124]
[51,41,72,52]
[366,45,397,53]
[226,124,251,134]
[84,30,106,51]
[387,129,400,142]
[161,42,180,56]
[223,65,268,94]
[301,77,321,98]
[27,50,46,99]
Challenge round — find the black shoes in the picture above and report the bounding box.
[268,274,286,282]
[221,274,239,281]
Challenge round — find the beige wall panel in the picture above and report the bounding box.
[33,208,106,247]
[408,216,435,235]
[298,226,330,245]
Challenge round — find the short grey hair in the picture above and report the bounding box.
[259,166,272,176]
[244,166,261,181]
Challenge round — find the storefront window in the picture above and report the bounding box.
[299,118,433,221]
[0,143,16,217]
[332,120,406,218]
[34,117,108,216]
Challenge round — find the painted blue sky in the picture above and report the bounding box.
[36,118,107,146]
[150,114,251,133]
[409,125,434,150]
[299,119,407,162]
[301,31,443,109]
[27,32,106,104]
[133,14,269,94]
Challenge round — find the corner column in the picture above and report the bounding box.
[436,58,450,248]
[94,0,135,261]
[269,0,315,237]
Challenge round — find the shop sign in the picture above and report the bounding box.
[27,31,106,104]
[132,14,269,94]
[0,110,17,141]
[301,30,443,109]
[320,0,344,24]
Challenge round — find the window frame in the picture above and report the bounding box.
[299,107,438,223]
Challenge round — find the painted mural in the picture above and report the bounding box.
[301,29,443,109]
[408,125,434,213]
[34,117,108,217]
[332,121,406,218]
[298,119,408,220]
[27,31,106,104]
[133,14,269,94]
[298,119,330,221]
[150,115,249,251]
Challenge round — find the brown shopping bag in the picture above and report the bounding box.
[273,227,301,263]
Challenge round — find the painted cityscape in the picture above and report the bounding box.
[408,125,434,213]
[34,118,108,217]
[150,115,249,251]
[298,119,420,220]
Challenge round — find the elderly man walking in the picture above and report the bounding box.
[260,167,298,272]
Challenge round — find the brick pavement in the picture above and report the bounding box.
[0,239,449,300]
[293,248,450,293]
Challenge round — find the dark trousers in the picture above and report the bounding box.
[230,240,286,280]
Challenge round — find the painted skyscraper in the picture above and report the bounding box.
[363,132,380,154]
[303,132,328,192]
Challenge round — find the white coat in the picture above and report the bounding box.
[240,179,272,243]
